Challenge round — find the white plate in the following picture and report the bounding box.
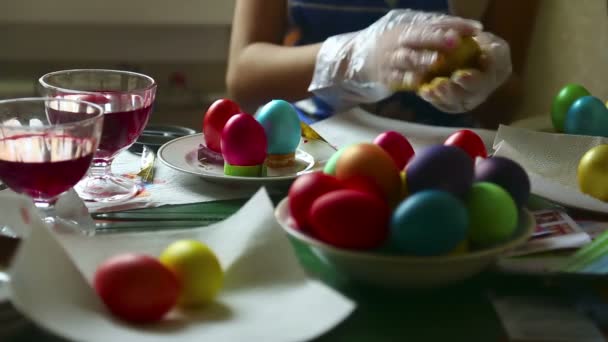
[158,134,330,186]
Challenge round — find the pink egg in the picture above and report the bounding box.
[373,131,415,170]
[221,114,267,166]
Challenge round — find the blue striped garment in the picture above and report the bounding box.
[286,0,476,127]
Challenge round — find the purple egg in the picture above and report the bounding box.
[406,145,474,197]
[475,157,530,208]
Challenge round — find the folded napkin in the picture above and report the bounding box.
[85,152,269,213]
[493,125,608,213]
[312,107,497,151]
[5,188,354,342]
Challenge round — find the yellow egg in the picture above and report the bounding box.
[578,144,608,201]
[428,36,481,80]
[448,240,469,256]
[159,240,223,307]
[400,170,408,200]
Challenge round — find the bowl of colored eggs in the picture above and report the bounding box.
[275,130,535,288]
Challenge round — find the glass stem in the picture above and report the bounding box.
[34,199,58,223]
[89,159,113,179]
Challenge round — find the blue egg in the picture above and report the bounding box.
[256,99,302,154]
[564,96,608,137]
[390,190,468,256]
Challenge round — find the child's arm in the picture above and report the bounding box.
[226,0,321,113]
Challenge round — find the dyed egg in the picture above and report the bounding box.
[578,144,608,201]
[400,170,408,200]
[564,96,608,137]
[203,99,242,153]
[475,157,530,208]
[335,143,402,205]
[466,182,518,248]
[94,253,180,323]
[323,145,351,175]
[444,129,487,160]
[221,114,267,166]
[256,100,302,155]
[390,190,468,256]
[373,131,415,170]
[309,189,390,249]
[159,240,223,307]
[288,172,344,230]
[551,84,590,132]
[406,145,474,197]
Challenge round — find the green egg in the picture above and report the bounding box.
[466,182,518,248]
[323,145,352,175]
[551,84,591,132]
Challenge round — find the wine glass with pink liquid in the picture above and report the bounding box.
[0,98,103,223]
[39,69,157,203]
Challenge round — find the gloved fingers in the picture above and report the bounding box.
[424,17,483,36]
[385,69,426,91]
[418,77,474,113]
[388,48,439,71]
[397,27,462,50]
[451,69,487,93]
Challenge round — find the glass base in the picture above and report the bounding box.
[76,174,140,203]
[42,216,96,236]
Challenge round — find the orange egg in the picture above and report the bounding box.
[335,143,402,205]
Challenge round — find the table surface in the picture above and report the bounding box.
[2,194,608,342]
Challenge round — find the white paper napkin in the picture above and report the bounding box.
[311,107,497,152]
[493,125,608,213]
[5,188,355,342]
[85,152,269,213]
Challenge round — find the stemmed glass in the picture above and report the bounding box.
[0,98,103,223]
[38,69,157,203]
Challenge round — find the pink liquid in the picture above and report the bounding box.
[0,135,95,200]
[49,93,152,160]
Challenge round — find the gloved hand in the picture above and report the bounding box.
[417,32,512,113]
[308,9,512,114]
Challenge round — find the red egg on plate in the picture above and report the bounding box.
[94,253,180,324]
[221,113,267,166]
[288,172,344,230]
[444,129,487,160]
[309,189,390,249]
[203,99,242,153]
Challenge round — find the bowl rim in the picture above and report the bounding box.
[274,197,535,264]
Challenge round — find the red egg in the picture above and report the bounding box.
[288,172,344,230]
[373,131,415,170]
[94,253,180,324]
[444,129,487,160]
[221,114,267,166]
[340,175,387,202]
[309,189,390,249]
[203,99,242,153]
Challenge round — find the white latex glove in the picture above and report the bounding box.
[417,32,512,113]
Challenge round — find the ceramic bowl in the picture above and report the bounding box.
[274,198,535,289]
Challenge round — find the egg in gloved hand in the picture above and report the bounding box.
[256,100,302,168]
[392,36,482,91]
